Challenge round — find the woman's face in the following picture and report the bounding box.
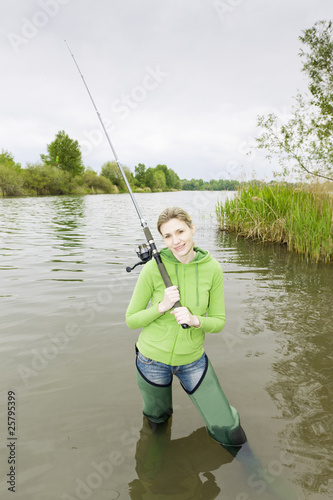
[159,218,196,263]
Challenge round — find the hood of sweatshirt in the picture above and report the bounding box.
[159,246,212,306]
[159,246,211,264]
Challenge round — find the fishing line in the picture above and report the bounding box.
[65,40,188,328]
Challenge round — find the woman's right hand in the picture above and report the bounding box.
[158,285,180,314]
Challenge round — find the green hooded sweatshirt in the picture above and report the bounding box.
[126,247,225,366]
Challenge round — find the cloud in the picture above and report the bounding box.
[1,0,332,180]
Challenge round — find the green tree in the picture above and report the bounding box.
[0,150,21,171]
[134,163,146,187]
[155,164,168,183]
[256,20,333,181]
[101,161,132,191]
[24,163,73,195]
[82,168,115,193]
[155,164,182,189]
[40,130,84,176]
[144,167,157,191]
[23,163,48,195]
[154,169,167,191]
[0,165,24,196]
[166,168,182,189]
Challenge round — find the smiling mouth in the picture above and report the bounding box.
[174,244,185,251]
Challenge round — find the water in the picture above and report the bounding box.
[0,191,332,500]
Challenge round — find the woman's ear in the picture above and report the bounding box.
[191,225,196,235]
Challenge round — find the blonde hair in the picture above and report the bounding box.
[157,207,193,234]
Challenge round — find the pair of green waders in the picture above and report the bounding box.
[136,353,247,447]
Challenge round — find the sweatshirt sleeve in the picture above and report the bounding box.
[125,261,162,329]
[195,264,225,333]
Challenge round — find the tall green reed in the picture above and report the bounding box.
[216,184,333,263]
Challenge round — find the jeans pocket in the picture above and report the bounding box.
[137,352,154,365]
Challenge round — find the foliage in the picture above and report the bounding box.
[134,163,146,186]
[0,150,24,195]
[40,130,84,176]
[144,167,159,191]
[0,148,241,197]
[256,20,333,182]
[23,163,73,195]
[0,161,116,197]
[133,163,182,191]
[216,183,333,263]
[0,164,24,196]
[182,178,240,191]
[101,161,132,191]
[0,150,21,171]
[82,169,115,194]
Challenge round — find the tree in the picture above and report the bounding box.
[154,169,167,191]
[255,20,333,182]
[166,168,182,189]
[101,161,132,191]
[144,167,157,191]
[82,168,115,193]
[134,163,146,187]
[0,165,24,196]
[0,150,21,171]
[23,163,48,195]
[155,164,182,189]
[40,130,84,176]
[23,163,73,195]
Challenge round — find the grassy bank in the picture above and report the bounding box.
[216,184,333,263]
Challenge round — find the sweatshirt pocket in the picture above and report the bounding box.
[184,328,205,350]
[141,324,174,346]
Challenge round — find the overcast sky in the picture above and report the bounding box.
[1,0,332,181]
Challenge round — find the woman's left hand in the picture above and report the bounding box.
[170,307,200,328]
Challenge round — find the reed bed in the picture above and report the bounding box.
[216,184,333,263]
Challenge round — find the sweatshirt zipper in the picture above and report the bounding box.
[169,264,185,365]
[169,328,179,365]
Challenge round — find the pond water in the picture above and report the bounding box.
[0,191,332,500]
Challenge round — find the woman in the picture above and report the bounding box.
[126,207,246,447]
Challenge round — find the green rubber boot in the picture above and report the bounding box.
[188,358,247,447]
[136,367,173,424]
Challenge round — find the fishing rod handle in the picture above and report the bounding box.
[143,227,189,329]
[155,259,189,329]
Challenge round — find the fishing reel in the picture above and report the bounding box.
[126,243,152,273]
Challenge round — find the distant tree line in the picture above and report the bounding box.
[182,178,240,191]
[0,130,242,197]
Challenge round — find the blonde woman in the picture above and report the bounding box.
[126,207,246,447]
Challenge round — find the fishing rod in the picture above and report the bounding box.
[65,40,189,328]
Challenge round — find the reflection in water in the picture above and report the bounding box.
[216,231,333,497]
[51,196,86,249]
[49,196,86,281]
[129,418,235,499]
[129,418,298,500]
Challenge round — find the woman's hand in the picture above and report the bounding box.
[158,286,180,314]
[170,307,200,328]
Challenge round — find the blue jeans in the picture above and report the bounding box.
[136,349,208,394]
